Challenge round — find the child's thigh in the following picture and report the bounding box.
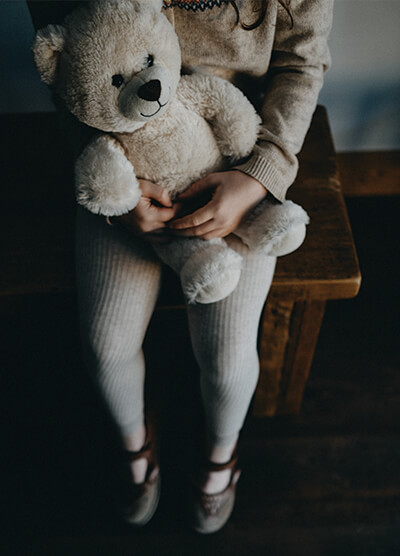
[75,207,162,343]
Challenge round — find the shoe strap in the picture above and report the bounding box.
[203,451,238,473]
[125,440,152,463]
[125,412,157,464]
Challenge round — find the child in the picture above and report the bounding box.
[29,0,333,534]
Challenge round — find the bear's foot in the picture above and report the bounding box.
[236,199,310,257]
[181,244,242,304]
[267,221,307,257]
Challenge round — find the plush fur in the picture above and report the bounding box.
[33,0,309,304]
[75,135,141,216]
[237,199,310,256]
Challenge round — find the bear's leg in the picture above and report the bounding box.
[152,237,242,304]
[236,198,309,257]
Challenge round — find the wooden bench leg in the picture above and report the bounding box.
[254,293,326,416]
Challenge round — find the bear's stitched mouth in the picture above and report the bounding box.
[140,99,168,118]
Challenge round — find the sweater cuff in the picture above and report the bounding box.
[233,154,291,203]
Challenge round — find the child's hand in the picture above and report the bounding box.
[115,179,177,242]
[168,171,267,240]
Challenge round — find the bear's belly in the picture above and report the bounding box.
[114,101,225,199]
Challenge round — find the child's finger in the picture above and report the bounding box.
[155,206,177,222]
[141,180,173,207]
[168,218,216,237]
[168,204,214,229]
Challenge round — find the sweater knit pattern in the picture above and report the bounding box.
[163,0,229,11]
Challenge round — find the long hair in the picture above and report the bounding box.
[229,0,293,30]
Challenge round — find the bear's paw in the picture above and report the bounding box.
[75,136,141,216]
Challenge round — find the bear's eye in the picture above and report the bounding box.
[112,74,124,88]
[146,55,154,68]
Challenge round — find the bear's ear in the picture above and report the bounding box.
[32,24,66,85]
[145,0,164,12]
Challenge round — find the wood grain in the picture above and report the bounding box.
[254,297,326,416]
[337,150,400,197]
[255,294,294,416]
[276,105,361,300]
[278,300,326,414]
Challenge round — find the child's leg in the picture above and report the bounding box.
[76,207,162,480]
[186,236,276,491]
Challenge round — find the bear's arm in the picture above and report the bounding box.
[177,73,261,162]
[75,134,141,216]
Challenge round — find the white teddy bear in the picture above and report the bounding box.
[33,0,309,304]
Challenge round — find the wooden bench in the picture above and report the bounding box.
[0,106,361,417]
[337,150,400,197]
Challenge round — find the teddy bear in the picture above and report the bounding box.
[33,0,309,304]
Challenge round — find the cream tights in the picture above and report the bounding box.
[76,208,275,492]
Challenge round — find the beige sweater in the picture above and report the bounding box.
[164,0,333,201]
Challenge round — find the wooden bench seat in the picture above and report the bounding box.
[0,106,361,416]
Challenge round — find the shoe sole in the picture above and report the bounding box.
[125,474,161,527]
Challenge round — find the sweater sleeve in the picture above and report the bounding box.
[234,0,333,202]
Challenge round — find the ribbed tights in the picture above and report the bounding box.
[76,207,276,448]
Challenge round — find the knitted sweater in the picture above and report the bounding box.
[163,0,333,201]
[28,0,333,201]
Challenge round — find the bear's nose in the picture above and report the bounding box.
[138,79,162,102]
